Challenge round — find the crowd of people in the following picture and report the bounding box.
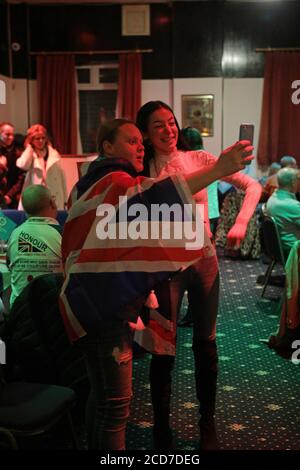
[0,103,299,451]
[0,122,67,210]
[0,122,25,208]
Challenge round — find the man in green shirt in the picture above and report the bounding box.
[266,167,300,259]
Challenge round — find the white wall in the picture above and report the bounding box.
[0,76,29,131]
[141,79,172,107]
[0,75,12,123]
[0,75,38,132]
[10,79,29,133]
[223,78,264,177]
[61,155,97,196]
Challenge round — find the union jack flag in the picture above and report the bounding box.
[60,158,211,342]
[18,239,44,253]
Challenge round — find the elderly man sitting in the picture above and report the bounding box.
[266,167,300,259]
[264,155,298,199]
[7,184,63,307]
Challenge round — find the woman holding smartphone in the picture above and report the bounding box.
[136,101,262,450]
[60,118,253,450]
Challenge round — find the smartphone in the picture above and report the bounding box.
[239,124,254,145]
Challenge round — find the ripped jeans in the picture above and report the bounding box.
[79,321,133,450]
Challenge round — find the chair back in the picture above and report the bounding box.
[261,215,285,266]
[3,273,89,423]
[0,359,77,449]
[28,274,89,422]
[28,274,88,386]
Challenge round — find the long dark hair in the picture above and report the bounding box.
[136,101,188,176]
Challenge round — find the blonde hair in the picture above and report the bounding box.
[25,124,49,148]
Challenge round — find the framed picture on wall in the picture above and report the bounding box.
[181,94,214,137]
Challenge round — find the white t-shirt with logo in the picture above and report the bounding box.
[7,216,62,306]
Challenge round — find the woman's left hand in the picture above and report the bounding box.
[226,221,248,248]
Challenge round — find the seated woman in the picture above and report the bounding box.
[259,162,281,202]
[16,124,67,210]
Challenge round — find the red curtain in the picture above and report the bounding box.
[37,54,77,154]
[257,52,300,168]
[117,53,141,121]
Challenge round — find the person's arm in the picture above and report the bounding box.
[0,155,7,169]
[286,201,300,228]
[5,171,25,206]
[184,141,253,195]
[221,171,262,248]
[16,145,34,171]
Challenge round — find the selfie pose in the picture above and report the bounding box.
[135,101,262,450]
[60,118,253,450]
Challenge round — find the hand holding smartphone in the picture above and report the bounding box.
[239,124,254,145]
[239,124,254,165]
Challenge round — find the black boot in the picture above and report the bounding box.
[192,339,220,450]
[150,354,175,450]
[199,417,219,451]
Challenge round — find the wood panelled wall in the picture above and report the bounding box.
[1,1,300,79]
[0,0,9,76]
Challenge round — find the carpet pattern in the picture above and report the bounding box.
[7,258,299,451]
[127,258,300,450]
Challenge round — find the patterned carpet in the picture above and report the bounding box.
[6,257,299,452]
[127,257,300,451]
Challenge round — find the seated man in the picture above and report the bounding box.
[264,156,298,199]
[266,167,300,259]
[7,184,63,307]
[259,162,281,202]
